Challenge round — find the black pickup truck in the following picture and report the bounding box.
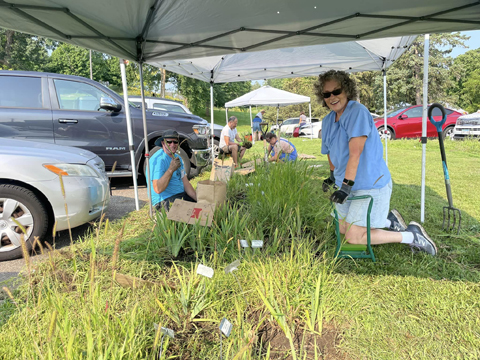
[0,71,211,178]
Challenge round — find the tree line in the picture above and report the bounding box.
[1,29,479,119]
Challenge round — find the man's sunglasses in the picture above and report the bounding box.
[322,88,343,99]
[165,140,179,144]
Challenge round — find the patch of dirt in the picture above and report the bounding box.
[256,320,348,360]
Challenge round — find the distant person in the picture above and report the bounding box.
[265,133,297,162]
[219,116,247,168]
[252,109,265,141]
[152,92,156,97]
[150,130,196,210]
[315,69,437,255]
[299,111,307,126]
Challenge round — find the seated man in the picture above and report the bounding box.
[150,129,197,210]
[265,132,298,162]
[219,116,247,167]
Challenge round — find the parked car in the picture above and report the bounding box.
[375,105,462,140]
[271,118,320,135]
[129,96,192,114]
[453,112,480,140]
[0,138,110,261]
[299,120,322,138]
[0,71,211,179]
[129,95,225,157]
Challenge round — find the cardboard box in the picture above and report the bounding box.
[210,157,234,182]
[167,199,215,227]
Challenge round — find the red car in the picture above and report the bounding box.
[375,105,462,140]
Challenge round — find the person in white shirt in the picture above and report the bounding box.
[255,109,265,120]
[299,111,307,125]
[219,116,247,167]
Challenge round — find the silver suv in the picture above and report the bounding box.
[0,138,110,261]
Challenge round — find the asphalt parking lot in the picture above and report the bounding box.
[0,178,149,285]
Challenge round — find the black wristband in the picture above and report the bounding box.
[342,178,355,186]
[329,170,335,181]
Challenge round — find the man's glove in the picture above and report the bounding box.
[322,170,335,193]
[330,182,352,204]
[169,157,181,172]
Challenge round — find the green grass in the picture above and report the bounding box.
[1,138,480,359]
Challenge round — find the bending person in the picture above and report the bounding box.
[150,130,197,210]
[265,133,297,162]
[315,70,437,255]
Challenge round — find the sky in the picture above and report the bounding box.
[449,30,480,57]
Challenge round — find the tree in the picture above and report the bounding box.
[450,48,480,112]
[0,29,51,71]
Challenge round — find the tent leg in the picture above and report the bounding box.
[249,106,253,145]
[139,63,153,218]
[119,59,140,211]
[383,70,388,166]
[309,102,312,140]
[210,84,215,161]
[276,106,279,137]
[421,34,430,224]
[226,107,228,125]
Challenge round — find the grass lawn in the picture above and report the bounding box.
[1,138,479,359]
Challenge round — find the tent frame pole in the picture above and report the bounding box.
[421,34,430,224]
[383,69,388,166]
[249,106,253,144]
[309,102,312,140]
[119,58,140,211]
[139,62,153,217]
[276,106,279,137]
[210,83,215,161]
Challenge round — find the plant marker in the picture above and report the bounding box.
[219,317,233,360]
[225,260,249,308]
[196,264,214,278]
[154,323,175,359]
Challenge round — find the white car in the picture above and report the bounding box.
[271,117,320,135]
[299,120,323,138]
[0,139,110,261]
[453,112,480,140]
[129,96,192,114]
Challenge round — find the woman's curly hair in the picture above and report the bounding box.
[313,70,358,108]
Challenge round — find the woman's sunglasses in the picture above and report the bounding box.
[322,88,343,99]
[165,140,179,144]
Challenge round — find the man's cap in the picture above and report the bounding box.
[155,129,179,146]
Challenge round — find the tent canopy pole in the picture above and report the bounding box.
[383,69,388,166]
[421,34,430,223]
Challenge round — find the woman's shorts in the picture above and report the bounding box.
[252,122,261,132]
[334,180,392,229]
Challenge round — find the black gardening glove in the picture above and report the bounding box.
[330,182,353,204]
[322,170,335,193]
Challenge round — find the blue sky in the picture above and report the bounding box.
[450,30,480,57]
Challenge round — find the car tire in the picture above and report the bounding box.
[318,129,322,139]
[0,184,48,261]
[145,146,191,179]
[213,139,220,158]
[377,126,395,140]
[442,126,454,140]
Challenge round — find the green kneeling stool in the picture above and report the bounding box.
[333,195,376,262]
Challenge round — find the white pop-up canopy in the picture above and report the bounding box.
[151,37,415,83]
[225,86,311,139]
[225,86,310,108]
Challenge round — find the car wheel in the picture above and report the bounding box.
[318,129,322,139]
[0,184,48,261]
[213,139,220,158]
[145,146,191,179]
[377,126,395,140]
[442,126,455,140]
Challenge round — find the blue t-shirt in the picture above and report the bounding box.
[321,101,391,191]
[150,149,186,206]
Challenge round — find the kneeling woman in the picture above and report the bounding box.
[265,133,297,162]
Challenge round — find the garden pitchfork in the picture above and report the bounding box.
[427,103,461,234]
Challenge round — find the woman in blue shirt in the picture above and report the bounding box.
[315,70,437,255]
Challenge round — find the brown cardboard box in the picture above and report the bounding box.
[210,157,234,182]
[167,199,215,227]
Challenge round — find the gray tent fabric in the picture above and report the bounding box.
[0,0,479,63]
[150,37,415,83]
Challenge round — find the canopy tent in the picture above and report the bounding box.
[2,0,479,221]
[225,86,311,141]
[149,37,415,83]
[1,0,479,63]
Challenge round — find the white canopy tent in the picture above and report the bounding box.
[224,85,311,142]
[2,0,479,220]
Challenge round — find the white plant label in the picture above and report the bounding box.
[224,259,241,274]
[161,327,175,339]
[196,264,214,278]
[219,318,233,337]
[240,239,249,248]
[251,240,264,248]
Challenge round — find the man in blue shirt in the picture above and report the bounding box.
[150,130,196,210]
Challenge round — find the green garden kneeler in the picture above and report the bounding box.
[332,195,376,262]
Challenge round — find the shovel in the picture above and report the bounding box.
[427,103,461,234]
